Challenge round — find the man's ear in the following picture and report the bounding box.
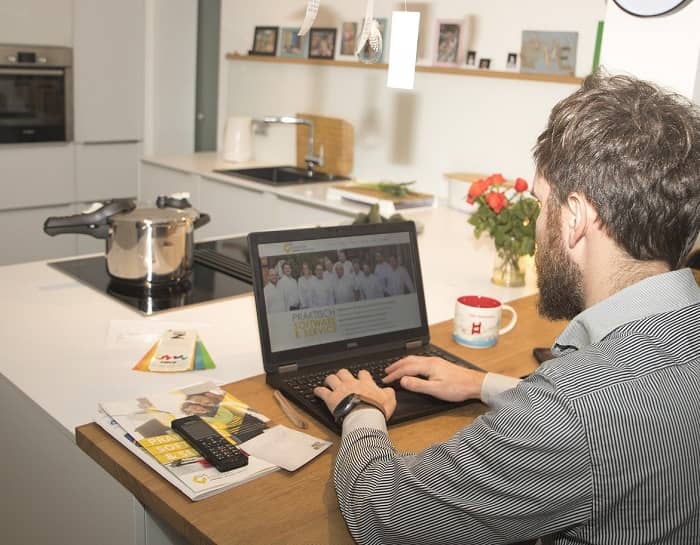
[566,193,589,248]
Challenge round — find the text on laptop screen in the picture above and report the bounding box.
[257,231,422,353]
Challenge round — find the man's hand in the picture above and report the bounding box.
[383,356,486,402]
[314,369,397,419]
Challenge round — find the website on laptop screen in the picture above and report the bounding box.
[257,231,422,353]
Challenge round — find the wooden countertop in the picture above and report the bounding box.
[76,294,566,545]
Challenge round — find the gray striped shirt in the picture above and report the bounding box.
[334,269,700,544]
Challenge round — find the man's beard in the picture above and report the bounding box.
[536,204,585,321]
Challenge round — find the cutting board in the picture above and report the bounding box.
[327,183,435,217]
[295,113,354,176]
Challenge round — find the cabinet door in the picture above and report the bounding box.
[1,144,74,210]
[199,176,268,239]
[73,0,144,142]
[270,194,349,229]
[0,204,77,265]
[140,163,200,205]
[76,142,140,202]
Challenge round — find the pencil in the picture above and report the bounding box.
[273,390,308,429]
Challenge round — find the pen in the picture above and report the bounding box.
[273,390,308,429]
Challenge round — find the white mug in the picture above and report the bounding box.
[222,116,253,162]
[453,295,517,349]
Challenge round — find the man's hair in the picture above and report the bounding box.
[533,71,700,268]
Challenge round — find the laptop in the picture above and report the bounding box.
[248,221,481,433]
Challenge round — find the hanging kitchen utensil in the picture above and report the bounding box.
[298,0,320,36]
[44,194,210,286]
[355,0,375,55]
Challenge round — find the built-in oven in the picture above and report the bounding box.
[0,44,72,144]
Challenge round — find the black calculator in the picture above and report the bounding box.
[171,415,248,472]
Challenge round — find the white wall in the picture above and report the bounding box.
[218,0,605,196]
[600,0,700,99]
[0,0,73,46]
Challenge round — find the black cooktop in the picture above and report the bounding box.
[49,236,253,315]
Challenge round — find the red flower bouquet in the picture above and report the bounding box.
[467,173,540,286]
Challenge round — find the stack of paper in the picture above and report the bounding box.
[97,381,332,501]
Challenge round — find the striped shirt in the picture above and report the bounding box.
[334,269,700,545]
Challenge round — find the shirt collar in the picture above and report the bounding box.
[552,268,700,355]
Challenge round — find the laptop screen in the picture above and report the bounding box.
[248,222,430,369]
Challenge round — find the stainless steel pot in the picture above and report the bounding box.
[44,195,210,285]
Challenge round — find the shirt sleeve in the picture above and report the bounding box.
[480,372,522,407]
[333,373,593,545]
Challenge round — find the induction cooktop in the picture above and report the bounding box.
[48,236,253,315]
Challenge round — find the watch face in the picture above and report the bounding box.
[613,0,693,17]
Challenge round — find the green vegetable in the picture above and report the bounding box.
[358,181,417,198]
[350,205,409,225]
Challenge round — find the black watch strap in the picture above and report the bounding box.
[332,393,386,425]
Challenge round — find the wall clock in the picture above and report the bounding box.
[612,0,694,17]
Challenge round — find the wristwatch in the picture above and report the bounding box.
[332,393,385,425]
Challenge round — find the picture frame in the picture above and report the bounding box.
[465,50,476,66]
[434,20,462,66]
[339,22,358,57]
[252,26,279,56]
[506,52,518,69]
[520,30,578,76]
[478,58,491,69]
[308,28,337,59]
[278,27,308,58]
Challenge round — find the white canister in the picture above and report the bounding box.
[222,116,253,162]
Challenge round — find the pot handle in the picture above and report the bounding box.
[43,199,135,239]
[194,213,211,230]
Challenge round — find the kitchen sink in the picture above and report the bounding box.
[214,166,350,186]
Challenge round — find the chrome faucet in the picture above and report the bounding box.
[254,116,323,177]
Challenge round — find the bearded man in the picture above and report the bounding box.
[314,73,700,545]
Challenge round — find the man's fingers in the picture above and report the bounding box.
[399,375,442,397]
[336,368,354,381]
[313,385,331,401]
[324,373,341,389]
[383,360,431,383]
[357,369,374,382]
[385,355,424,374]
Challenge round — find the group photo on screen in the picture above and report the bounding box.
[261,244,417,313]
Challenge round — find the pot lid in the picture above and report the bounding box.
[114,206,200,225]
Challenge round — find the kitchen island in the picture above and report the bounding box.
[0,164,537,545]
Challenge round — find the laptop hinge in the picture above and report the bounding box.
[278,363,298,373]
[405,339,424,350]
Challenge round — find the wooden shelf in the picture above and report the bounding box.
[226,52,584,85]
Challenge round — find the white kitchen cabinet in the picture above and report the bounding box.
[198,175,268,238]
[198,175,349,238]
[75,142,140,202]
[140,163,200,205]
[1,144,75,210]
[73,0,144,142]
[271,192,350,228]
[0,204,76,266]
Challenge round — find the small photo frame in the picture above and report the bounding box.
[278,27,308,58]
[466,50,477,66]
[309,28,337,59]
[339,22,358,57]
[434,20,462,66]
[479,58,491,69]
[252,26,278,56]
[506,52,518,69]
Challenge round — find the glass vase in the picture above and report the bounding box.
[491,248,526,287]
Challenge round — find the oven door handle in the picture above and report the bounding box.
[0,68,65,76]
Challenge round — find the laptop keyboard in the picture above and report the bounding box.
[282,347,461,406]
